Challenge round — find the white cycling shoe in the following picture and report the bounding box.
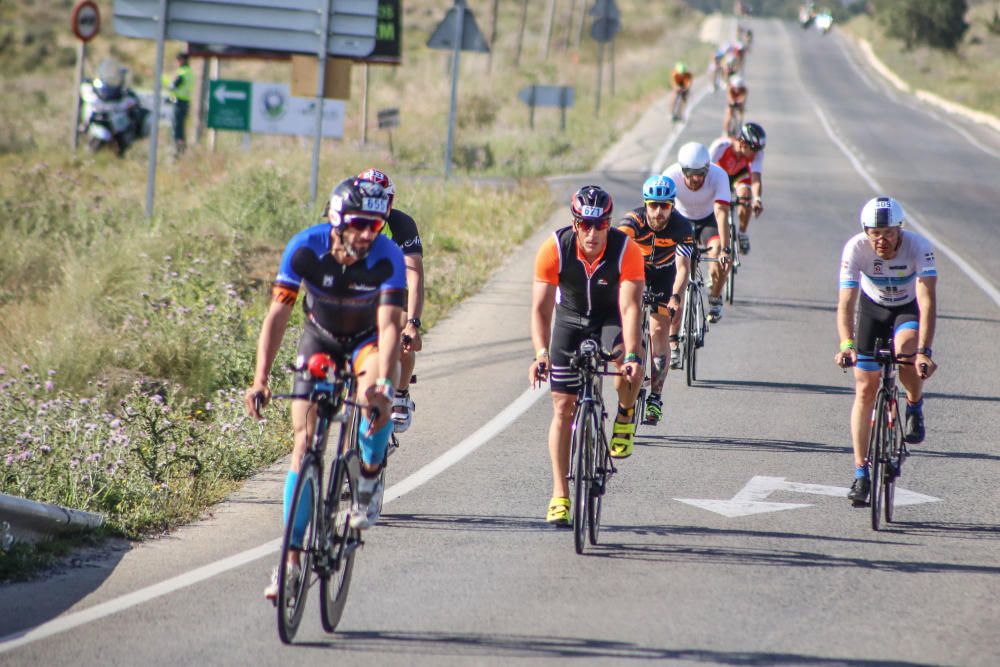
[264,561,301,602]
[391,393,414,433]
[350,475,383,530]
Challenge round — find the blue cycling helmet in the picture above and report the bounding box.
[642,175,677,203]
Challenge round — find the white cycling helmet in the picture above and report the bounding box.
[729,74,745,89]
[860,196,905,229]
[677,142,711,171]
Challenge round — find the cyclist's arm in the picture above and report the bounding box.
[402,254,424,350]
[915,276,937,353]
[673,252,691,300]
[750,171,763,214]
[531,281,558,354]
[835,286,858,365]
[253,298,294,388]
[376,303,404,387]
[714,201,731,249]
[619,279,644,359]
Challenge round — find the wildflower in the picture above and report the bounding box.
[17,450,33,461]
[109,418,122,428]
[4,454,13,466]
[40,445,51,454]
[205,304,216,314]
[204,402,213,411]
[151,394,164,404]
[21,364,30,372]
[0,367,5,376]
[85,453,101,463]
[47,369,56,376]
[45,380,54,392]
[69,458,79,468]
[79,398,90,406]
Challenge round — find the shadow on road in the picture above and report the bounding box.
[377,513,549,534]
[690,378,854,396]
[637,434,850,455]
[881,520,1000,541]
[296,629,934,664]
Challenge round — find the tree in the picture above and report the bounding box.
[874,0,968,51]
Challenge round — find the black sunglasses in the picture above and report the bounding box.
[682,167,709,177]
[343,215,386,232]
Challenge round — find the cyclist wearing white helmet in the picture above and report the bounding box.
[834,196,938,506]
[663,142,732,340]
[723,74,748,139]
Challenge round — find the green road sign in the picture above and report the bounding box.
[207,80,252,131]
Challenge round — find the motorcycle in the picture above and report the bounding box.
[79,61,149,157]
[815,13,834,35]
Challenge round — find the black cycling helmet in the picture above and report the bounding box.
[739,121,766,151]
[570,184,613,222]
[326,177,390,228]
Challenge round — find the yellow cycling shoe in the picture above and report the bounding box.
[609,420,635,458]
[546,496,571,526]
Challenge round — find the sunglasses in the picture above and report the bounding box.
[574,217,610,231]
[343,215,386,232]
[645,200,674,210]
[682,167,708,178]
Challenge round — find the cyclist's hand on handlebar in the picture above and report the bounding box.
[752,198,764,217]
[916,354,937,380]
[529,359,549,388]
[244,384,271,420]
[401,325,423,352]
[835,349,856,370]
[621,361,641,381]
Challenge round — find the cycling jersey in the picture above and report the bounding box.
[383,208,422,256]
[663,162,731,220]
[709,137,763,188]
[273,223,407,340]
[672,72,693,89]
[534,225,645,321]
[618,206,694,271]
[838,231,936,307]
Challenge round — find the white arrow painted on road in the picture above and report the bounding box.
[676,475,941,518]
[213,84,247,105]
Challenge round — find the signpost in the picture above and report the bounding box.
[112,0,379,215]
[377,107,399,154]
[70,0,101,152]
[517,85,575,130]
[207,80,251,131]
[427,0,490,179]
[589,0,621,116]
[207,80,345,138]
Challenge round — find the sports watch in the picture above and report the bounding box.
[407,317,422,329]
[916,347,932,358]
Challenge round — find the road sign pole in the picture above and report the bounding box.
[144,0,168,219]
[444,0,464,179]
[309,0,334,203]
[209,58,219,152]
[194,57,209,144]
[610,39,615,95]
[71,42,85,152]
[361,63,369,145]
[594,42,603,116]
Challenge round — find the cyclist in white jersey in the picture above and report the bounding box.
[834,196,938,505]
[663,142,732,335]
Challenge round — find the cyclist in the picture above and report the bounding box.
[663,142,732,330]
[710,46,727,91]
[356,167,423,434]
[723,74,748,138]
[245,177,406,600]
[617,175,693,425]
[834,196,938,505]
[710,121,766,256]
[670,62,693,121]
[529,185,645,525]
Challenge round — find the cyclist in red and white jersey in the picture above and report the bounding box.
[710,121,765,255]
[834,197,938,505]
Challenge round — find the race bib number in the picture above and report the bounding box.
[362,197,388,214]
[580,205,604,218]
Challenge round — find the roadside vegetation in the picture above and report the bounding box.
[843,1,1000,118]
[0,0,713,579]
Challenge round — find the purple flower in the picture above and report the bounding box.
[85,453,101,463]
[45,380,54,392]
[69,458,79,468]
[47,369,56,376]
[40,445,51,454]
[205,304,216,314]
[151,394,164,404]
[17,450,33,461]
[20,364,30,372]
[0,367,6,376]
[204,402,213,411]
[109,418,122,428]
[4,454,13,466]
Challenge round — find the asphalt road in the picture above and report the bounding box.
[3,17,999,667]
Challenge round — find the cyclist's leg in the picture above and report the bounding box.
[646,267,676,395]
[734,181,752,235]
[603,323,640,457]
[852,298,892,468]
[352,335,397,476]
[547,319,583,504]
[892,306,925,443]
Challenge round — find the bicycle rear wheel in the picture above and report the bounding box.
[884,398,901,524]
[572,406,592,554]
[276,456,320,644]
[588,411,606,545]
[685,287,697,386]
[725,217,739,305]
[869,397,885,531]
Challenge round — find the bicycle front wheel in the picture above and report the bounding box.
[588,412,607,546]
[685,287,697,386]
[884,397,902,524]
[319,405,361,633]
[277,456,320,644]
[869,397,885,531]
[572,406,593,554]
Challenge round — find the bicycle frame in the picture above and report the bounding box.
[866,338,910,530]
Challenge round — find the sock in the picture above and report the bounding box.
[283,469,313,548]
[906,397,923,413]
[617,403,633,421]
[359,416,392,466]
[855,465,868,479]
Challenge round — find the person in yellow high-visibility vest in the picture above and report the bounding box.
[164,52,194,156]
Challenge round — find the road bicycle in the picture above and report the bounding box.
[677,247,717,386]
[567,339,620,554]
[862,339,915,531]
[262,352,375,643]
[723,203,741,305]
[671,89,688,122]
[632,288,660,434]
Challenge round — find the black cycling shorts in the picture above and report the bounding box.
[855,294,919,366]
[291,324,377,395]
[645,264,678,316]
[679,212,719,246]
[547,311,623,394]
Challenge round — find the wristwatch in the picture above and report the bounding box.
[916,347,932,358]
[722,246,732,254]
[407,317,422,329]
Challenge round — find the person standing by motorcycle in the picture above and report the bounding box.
[164,52,194,156]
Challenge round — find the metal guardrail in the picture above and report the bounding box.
[0,493,104,549]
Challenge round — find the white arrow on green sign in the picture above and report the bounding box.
[208,80,252,131]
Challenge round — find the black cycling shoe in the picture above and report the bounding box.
[847,476,870,506]
[904,408,925,444]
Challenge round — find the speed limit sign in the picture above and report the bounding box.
[71,0,101,42]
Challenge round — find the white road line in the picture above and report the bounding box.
[783,24,1000,310]
[833,33,878,93]
[0,387,548,653]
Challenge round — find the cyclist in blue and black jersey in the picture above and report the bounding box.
[618,175,694,426]
[245,176,406,601]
